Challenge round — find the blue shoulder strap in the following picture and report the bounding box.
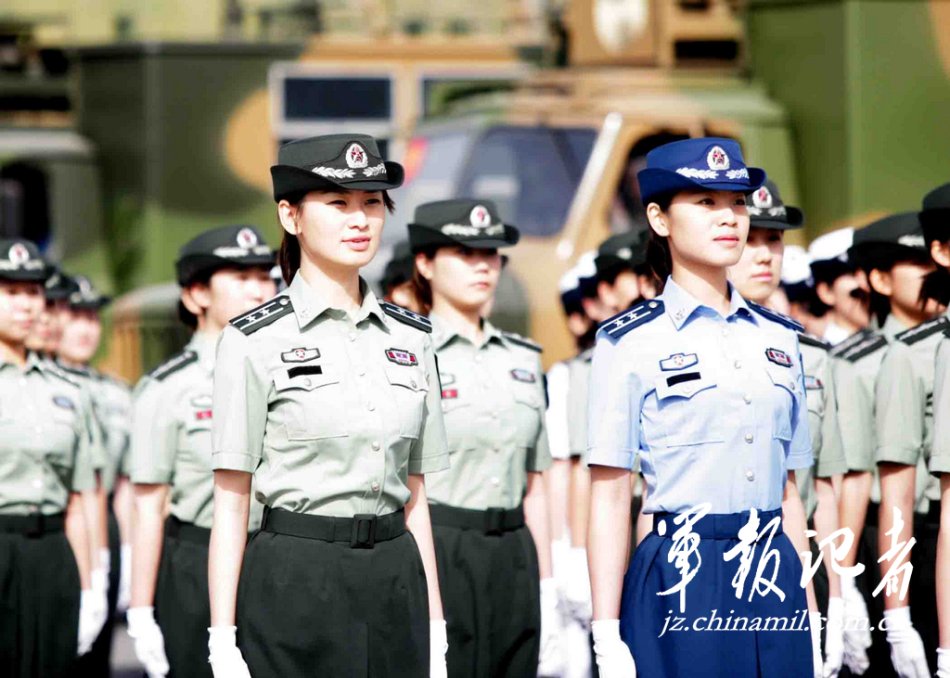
[747,301,804,333]
[599,299,665,341]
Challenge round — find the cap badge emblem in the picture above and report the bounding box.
[8,243,29,265]
[237,228,258,249]
[346,143,368,169]
[470,205,492,229]
[707,146,730,170]
[752,187,773,209]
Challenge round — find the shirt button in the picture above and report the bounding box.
[745,470,755,481]
[721,328,729,336]
[474,355,483,364]
[348,332,357,342]
[410,380,417,389]
[32,479,42,489]
[492,447,500,454]
[371,441,381,451]
[303,378,312,387]
[743,394,752,404]
[367,402,376,411]
[744,433,754,444]
[734,360,742,369]
[490,477,500,486]
[371,482,380,492]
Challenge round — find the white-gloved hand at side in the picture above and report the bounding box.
[77,589,100,656]
[117,543,132,614]
[538,578,565,676]
[822,597,845,678]
[591,619,636,678]
[809,611,824,678]
[564,547,593,624]
[882,607,929,678]
[430,619,448,678]
[936,647,950,678]
[89,565,109,636]
[208,626,251,678]
[840,574,871,675]
[126,606,169,678]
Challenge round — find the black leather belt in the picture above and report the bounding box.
[428,504,525,535]
[165,516,211,545]
[0,512,65,537]
[260,507,405,549]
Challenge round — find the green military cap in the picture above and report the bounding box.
[270,133,404,202]
[919,182,950,243]
[594,230,648,278]
[44,266,80,301]
[407,199,519,252]
[175,224,275,287]
[0,238,50,283]
[68,274,112,310]
[746,180,804,230]
[849,212,929,271]
[379,240,415,292]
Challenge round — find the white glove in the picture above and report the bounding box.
[208,626,251,678]
[840,574,871,675]
[822,597,844,678]
[564,547,593,624]
[809,611,824,678]
[89,566,110,635]
[117,544,132,614]
[591,619,636,678]
[126,606,169,678]
[77,589,100,655]
[551,536,570,586]
[430,619,448,678]
[538,578,565,676]
[882,607,929,678]
[937,647,950,678]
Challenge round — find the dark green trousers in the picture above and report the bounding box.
[154,519,213,678]
[0,524,80,678]
[433,522,541,678]
[237,529,429,678]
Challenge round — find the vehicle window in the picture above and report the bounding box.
[456,126,596,237]
[283,77,392,120]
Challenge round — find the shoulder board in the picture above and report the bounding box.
[797,333,829,350]
[502,331,542,353]
[599,299,665,341]
[380,301,432,333]
[896,315,950,346]
[829,328,873,358]
[230,296,293,335]
[747,301,804,333]
[841,333,888,363]
[147,350,198,382]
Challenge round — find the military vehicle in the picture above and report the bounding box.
[2,0,950,373]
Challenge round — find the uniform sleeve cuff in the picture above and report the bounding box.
[211,451,259,473]
[874,446,920,466]
[130,469,173,485]
[815,457,848,478]
[585,447,637,470]
[527,454,553,473]
[785,451,814,471]
[408,452,449,475]
[929,456,950,476]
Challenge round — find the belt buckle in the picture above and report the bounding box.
[350,514,378,549]
[484,508,505,535]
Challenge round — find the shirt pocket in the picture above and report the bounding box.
[765,364,797,441]
[651,372,723,446]
[273,369,348,440]
[511,388,544,447]
[385,366,428,439]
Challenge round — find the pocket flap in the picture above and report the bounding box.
[765,363,799,395]
[385,366,427,392]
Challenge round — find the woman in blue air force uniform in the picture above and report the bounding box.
[585,138,820,678]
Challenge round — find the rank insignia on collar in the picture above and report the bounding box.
[510,368,536,383]
[441,388,458,400]
[386,348,418,366]
[281,347,320,363]
[659,352,698,371]
[766,348,793,367]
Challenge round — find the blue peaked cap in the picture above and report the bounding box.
[637,137,766,205]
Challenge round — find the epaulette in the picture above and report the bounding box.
[896,315,950,346]
[380,301,432,333]
[599,299,664,341]
[230,296,294,335]
[747,301,804,333]
[147,350,198,382]
[502,331,542,353]
[797,333,830,350]
[840,333,888,363]
[829,328,873,358]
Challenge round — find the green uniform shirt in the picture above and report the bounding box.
[212,274,449,518]
[796,337,848,517]
[426,316,551,511]
[0,353,97,515]
[131,334,264,530]
[874,312,948,504]
[928,331,950,476]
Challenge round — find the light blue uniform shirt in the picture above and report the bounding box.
[587,278,812,515]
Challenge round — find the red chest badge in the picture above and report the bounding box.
[385,348,418,366]
[765,348,792,368]
[441,389,458,400]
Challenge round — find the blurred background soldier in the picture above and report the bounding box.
[380,240,421,313]
[808,228,871,347]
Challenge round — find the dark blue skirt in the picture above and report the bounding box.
[620,508,814,678]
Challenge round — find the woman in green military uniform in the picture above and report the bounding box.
[408,198,560,677]
[127,225,276,678]
[208,135,449,677]
[0,238,99,677]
